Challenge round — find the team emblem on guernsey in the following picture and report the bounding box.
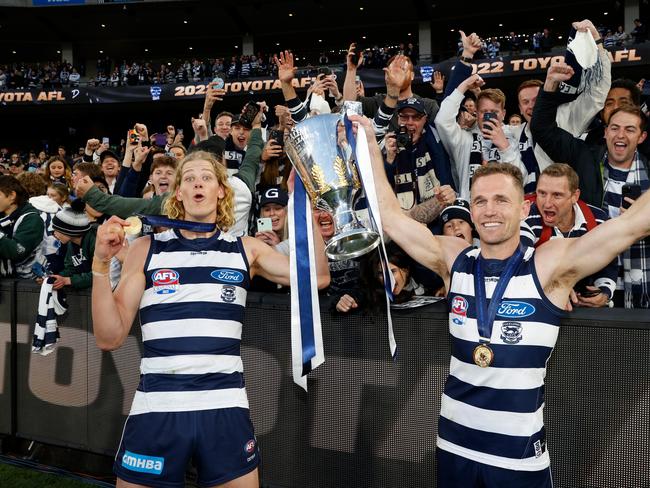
[451,296,468,325]
[211,268,244,284]
[151,269,180,294]
[221,285,237,303]
[500,321,523,344]
[244,439,256,454]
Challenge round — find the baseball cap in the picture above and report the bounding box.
[396,97,426,115]
[259,185,288,207]
[100,150,120,164]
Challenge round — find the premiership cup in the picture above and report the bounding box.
[285,113,380,261]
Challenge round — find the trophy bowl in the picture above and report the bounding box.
[285,114,380,261]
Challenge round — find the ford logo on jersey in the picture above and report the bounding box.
[152,269,180,294]
[496,301,535,318]
[211,269,244,284]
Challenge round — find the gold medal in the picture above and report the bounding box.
[124,216,142,236]
[473,344,494,368]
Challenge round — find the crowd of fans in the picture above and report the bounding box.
[3,19,647,91]
[1,18,649,313]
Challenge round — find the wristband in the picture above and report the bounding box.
[92,271,108,278]
[595,38,604,45]
[460,56,474,63]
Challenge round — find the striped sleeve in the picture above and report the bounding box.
[372,101,395,141]
[286,96,309,123]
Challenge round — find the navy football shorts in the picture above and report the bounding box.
[114,407,259,488]
[437,448,553,488]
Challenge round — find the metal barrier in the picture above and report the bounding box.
[0,280,648,487]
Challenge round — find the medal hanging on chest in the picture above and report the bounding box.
[473,244,525,368]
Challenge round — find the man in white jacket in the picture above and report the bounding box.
[435,20,611,199]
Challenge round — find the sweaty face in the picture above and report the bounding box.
[49,160,66,178]
[517,86,539,124]
[397,108,427,144]
[470,173,528,247]
[443,218,473,244]
[260,203,287,233]
[477,98,505,132]
[535,175,578,229]
[215,116,232,139]
[603,88,634,124]
[151,166,176,196]
[176,159,225,222]
[231,124,250,150]
[605,111,647,167]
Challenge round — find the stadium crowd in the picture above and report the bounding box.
[0,19,649,312]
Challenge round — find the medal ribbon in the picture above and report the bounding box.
[474,244,525,343]
[137,214,217,233]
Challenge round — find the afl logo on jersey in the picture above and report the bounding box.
[451,296,468,325]
[211,268,244,284]
[152,269,180,295]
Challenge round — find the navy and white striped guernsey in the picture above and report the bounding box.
[439,246,564,472]
[130,228,251,416]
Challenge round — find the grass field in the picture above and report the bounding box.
[0,460,101,487]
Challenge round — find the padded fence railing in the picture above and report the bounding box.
[1,280,649,488]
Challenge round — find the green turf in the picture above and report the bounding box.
[0,460,94,487]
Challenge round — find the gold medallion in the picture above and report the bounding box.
[124,216,143,236]
[473,344,494,368]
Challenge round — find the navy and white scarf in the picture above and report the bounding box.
[32,277,68,355]
[602,152,650,308]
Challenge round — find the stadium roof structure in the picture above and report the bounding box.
[0,0,624,62]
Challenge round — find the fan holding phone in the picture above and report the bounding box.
[254,185,289,248]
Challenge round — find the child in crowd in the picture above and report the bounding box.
[49,199,97,290]
[44,157,72,189]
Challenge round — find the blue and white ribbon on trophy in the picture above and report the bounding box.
[288,177,325,391]
[344,115,397,360]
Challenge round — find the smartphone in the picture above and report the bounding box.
[621,183,642,209]
[102,137,109,145]
[212,76,224,89]
[178,128,183,135]
[128,129,140,145]
[268,129,284,148]
[318,67,332,77]
[419,65,434,83]
[239,102,260,129]
[257,217,272,233]
[483,112,497,130]
[154,133,168,147]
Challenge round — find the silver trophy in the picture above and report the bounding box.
[285,113,380,261]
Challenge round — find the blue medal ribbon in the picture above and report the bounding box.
[137,214,217,233]
[474,244,525,343]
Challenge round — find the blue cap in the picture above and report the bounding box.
[396,97,426,115]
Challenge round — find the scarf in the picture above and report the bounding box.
[32,277,68,355]
[602,152,650,308]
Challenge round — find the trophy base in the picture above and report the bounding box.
[325,229,380,261]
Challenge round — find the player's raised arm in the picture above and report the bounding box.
[349,114,468,289]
